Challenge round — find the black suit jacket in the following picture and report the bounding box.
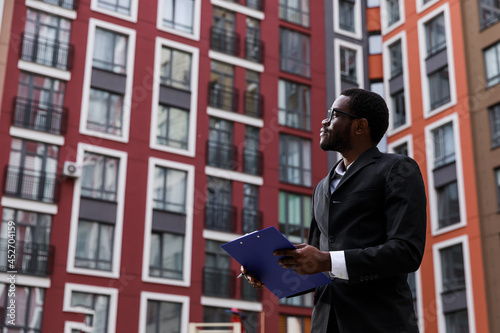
[308,147,426,333]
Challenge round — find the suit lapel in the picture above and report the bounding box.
[322,159,342,199]
[332,147,382,194]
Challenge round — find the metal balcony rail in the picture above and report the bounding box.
[241,209,262,234]
[208,83,239,112]
[204,202,237,233]
[20,33,75,70]
[0,239,55,276]
[12,97,68,135]
[243,149,263,176]
[210,26,241,56]
[245,38,265,63]
[40,0,79,10]
[244,91,264,118]
[3,167,60,203]
[203,266,236,298]
[206,141,238,171]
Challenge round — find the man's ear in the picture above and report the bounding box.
[354,118,370,135]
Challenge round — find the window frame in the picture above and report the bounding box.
[142,157,194,287]
[279,134,312,187]
[79,19,136,143]
[156,0,202,41]
[484,41,500,88]
[151,37,199,157]
[334,0,362,39]
[334,39,364,96]
[278,79,311,131]
[138,292,189,333]
[490,103,500,148]
[279,0,310,27]
[416,0,441,14]
[279,28,311,78]
[67,144,127,278]
[91,0,139,22]
[380,0,405,35]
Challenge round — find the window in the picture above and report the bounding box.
[5,139,59,202]
[244,126,261,175]
[205,177,234,232]
[495,168,500,210]
[425,14,446,57]
[150,232,184,279]
[211,7,237,56]
[87,88,124,136]
[75,220,114,271]
[391,90,406,129]
[157,105,189,149]
[389,40,403,77]
[393,142,408,156]
[340,46,357,83]
[279,0,309,27]
[491,103,500,148]
[479,0,500,28]
[153,167,187,213]
[245,70,261,118]
[15,72,66,134]
[0,285,45,331]
[81,153,120,201]
[428,66,450,110]
[146,300,182,333]
[432,122,455,168]
[71,291,111,332]
[22,9,72,70]
[161,0,195,34]
[484,41,500,87]
[207,118,235,170]
[280,29,310,77]
[41,0,76,10]
[243,184,260,233]
[278,80,310,131]
[246,17,262,63]
[160,47,192,90]
[93,28,128,74]
[204,240,233,297]
[209,61,236,111]
[96,0,131,15]
[436,182,460,228]
[386,0,400,26]
[339,0,355,32]
[1,208,52,245]
[279,135,311,186]
[369,34,382,54]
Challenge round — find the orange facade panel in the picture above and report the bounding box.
[368,54,383,80]
[366,7,381,31]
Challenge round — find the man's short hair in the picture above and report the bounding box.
[340,88,389,144]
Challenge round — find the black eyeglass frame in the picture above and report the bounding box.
[325,108,362,122]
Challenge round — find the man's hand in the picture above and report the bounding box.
[240,266,265,289]
[274,243,331,275]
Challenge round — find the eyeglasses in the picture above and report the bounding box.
[325,108,362,122]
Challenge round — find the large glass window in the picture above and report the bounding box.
[150,232,184,279]
[211,7,237,56]
[479,0,500,28]
[432,122,455,168]
[495,168,500,210]
[279,0,309,27]
[75,220,114,271]
[437,182,460,228]
[0,284,45,331]
[440,244,466,293]
[280,29,310,77]
[484,41,500,87]
[489,103,500,148]
[160,47,192,91]
[389,40,403,77]
[339,0,355,32]
[425,13,446,57]
[146,300,182,333]
[386,0,400,26]
[278,80,310,131]
[340,46,357,83]
[205,177,234,232]
[156,105,189,149]
[246,17,262,62]
[87,88,124,136]
[71,291,110,332]
[207,118,235,170]
[93,28,128,74]
[162,0,195,34]
[244,126,261,175]
[391,90,406,129]
[1,208,52,245]
[204,240,232,297]
[279,135,311,186]
[97,0,131,15]
[81,153,120,201]
[22,9,72,69]
[243,184,260,233]
[245,70,261,117]
[428,66,450,110]
[153,166,187,213]
[209,61,235,111]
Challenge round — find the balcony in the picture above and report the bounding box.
[243,149,263,176]
[210,27,240,56]
[205,202,237,233]
[20,33,74,70]
[245,39,265,63]
[208,83,239,112]
[0,239,54,276]
[203,266,236,298]
[40,0,79,10]
[242,209,262,234]
[3,167,60,203]
[12,97,68,135]
[244,91,264,118]
[207,141,238,170]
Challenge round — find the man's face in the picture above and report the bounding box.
[319,95,354,153]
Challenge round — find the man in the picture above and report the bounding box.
[244,88,426,332]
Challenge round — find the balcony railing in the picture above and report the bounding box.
[208,83,239,112]
[203,266,236,298]
[210,27,241,56]
[245,39,265,63]
[207,141,238,170]
[244,91,264,118]
[40,0,79,10]
[0,239,54,276]
[12,97,68,135]
[242,209,262,234]
[20,33,74,70]
[3,167,61,203]
[205,202,237,233]
[243,149,263,176]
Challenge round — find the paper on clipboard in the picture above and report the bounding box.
[220,226,331,299]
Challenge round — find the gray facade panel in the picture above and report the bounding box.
[91,68,127,94]
[426,48,448,75]
[389,74,404,95]
[79,197,117,224]
[152,209,186,234]
[433,162,457,188]
[159,85,191,109]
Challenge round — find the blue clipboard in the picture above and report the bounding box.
[221,226,331,299]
